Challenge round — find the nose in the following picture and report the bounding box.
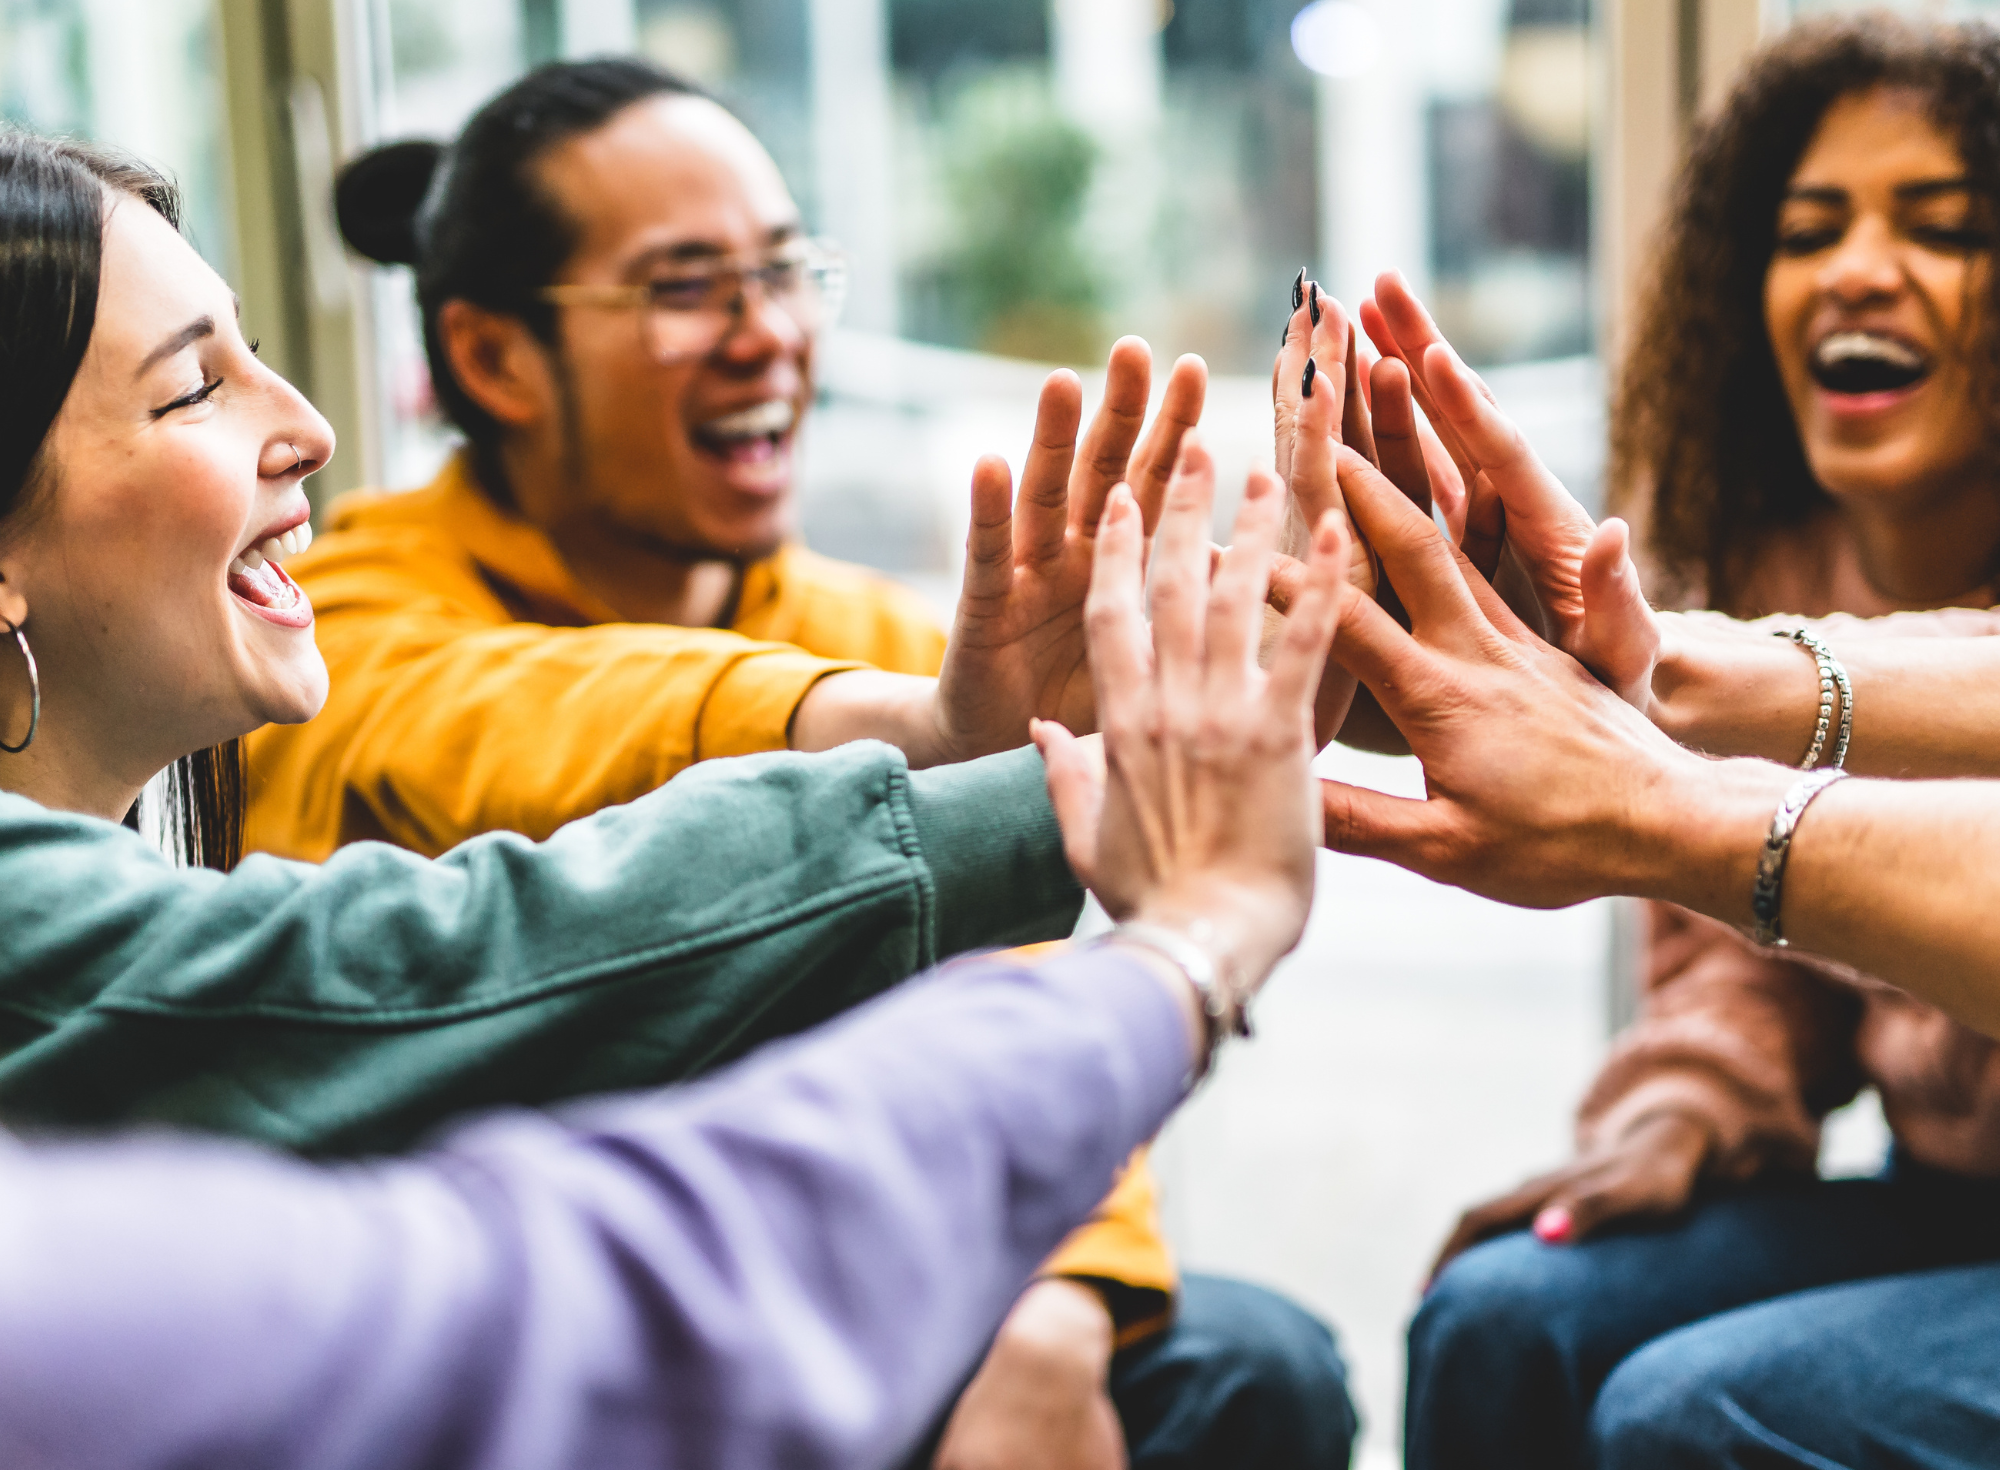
[1816,214,1905,307]
[713,275,808,368]
[258,369,336,481]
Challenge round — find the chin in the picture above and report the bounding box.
[248,655,331,729]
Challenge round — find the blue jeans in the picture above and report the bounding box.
[1405,1158,2000,1469]
[905,1273,1357,1468]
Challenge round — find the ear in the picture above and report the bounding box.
[437,300,560,431]
[0,570,26,633]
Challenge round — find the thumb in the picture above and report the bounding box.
[1034,719,1102,886]
[1575,518,1659,709]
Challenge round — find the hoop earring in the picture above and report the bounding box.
[0,616,39,754]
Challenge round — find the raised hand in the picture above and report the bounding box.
[1361,270,1659,710]
[1036,432,1348,990]
[931,339,1208,762]
[1317,442,1707,910]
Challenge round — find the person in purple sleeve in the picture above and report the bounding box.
[0,405,1355,1470]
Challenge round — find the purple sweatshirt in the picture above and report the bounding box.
[0,947,1187,1470]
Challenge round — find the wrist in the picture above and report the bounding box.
[1650,616,1822,762]
[1625,753,1795,928]
[1002,1278,1116,1371]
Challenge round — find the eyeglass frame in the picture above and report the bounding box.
[535,235,848,363]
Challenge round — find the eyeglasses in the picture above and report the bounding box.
[537,237,847,364]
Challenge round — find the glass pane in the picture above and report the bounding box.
[0,0,233,279]
[368,0,533,488]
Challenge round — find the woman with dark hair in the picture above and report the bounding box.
[1404,15,2000,1468]
[0,118,1363,1466]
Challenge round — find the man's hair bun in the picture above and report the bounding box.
[335,140,443,266]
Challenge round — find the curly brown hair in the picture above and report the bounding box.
[1610,13,2000,611]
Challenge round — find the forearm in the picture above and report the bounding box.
[1652,614,2000,777]
[0,948,1195,1470]
[790,668,954,768]
[1633,759,2000,1039]
[0,745,1084,1151]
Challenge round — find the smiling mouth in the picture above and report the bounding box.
[1808,331,1931,395]
[227,522,312,614]
[690,399,797,463]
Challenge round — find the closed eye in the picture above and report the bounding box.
[150,376,223,418]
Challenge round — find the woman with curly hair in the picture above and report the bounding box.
[1403,15,2000,1469]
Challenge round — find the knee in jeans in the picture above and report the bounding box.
[1588,1341,1716,1466]
[1178,1277,1357,1451]
[1408,1236,1565,1378]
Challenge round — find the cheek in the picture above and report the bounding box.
[1762,268,1811,385]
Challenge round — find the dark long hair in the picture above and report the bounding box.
[1610,15,2000,611]
[0,131,243,870]
[334,58,705,494]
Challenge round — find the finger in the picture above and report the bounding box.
[1033,718,1103,886]
[1273,277,1316,485]
[1084,487,1155,709]
[1069,337,1154,534]
[1426,1175,1570,1280]
[1205,468,1285,697]
[1290,337,1346,532]
[1541,1161,1695,1245]
[1334,446,1486,638]
[1318,775,1450,870]
[1126,353,1208,534]
[961,455,1017,604]
[1461,470,1507,579]
[1367,356,1433,518]
[1014,370,1084,566]
[1265,551,1308,615]
[1576,517,1659,707]
[1360,285,1480,491]
[1303,285,1350,447]
[1341,308,1378,465]
[1265,510,1348,723]
[1421,338,1594,562]
[1150,435,1217,681]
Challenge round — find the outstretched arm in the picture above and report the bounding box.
[0,945,1196,1470]
[1318,442,2000,1040]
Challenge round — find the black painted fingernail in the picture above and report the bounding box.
[1309,281,1321,327]
[1302,356,1317,398]
[1292,268,1305,311]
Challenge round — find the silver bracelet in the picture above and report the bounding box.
[1776,629,1852,769]
[1750,767,1849,946]
[1100,919,1252,1078]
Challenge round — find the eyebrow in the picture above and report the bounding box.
[1782,177,1977,205]
[628,222,806,271]
[134,315,215,379]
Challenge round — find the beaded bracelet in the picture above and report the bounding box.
[1777,629,1853,770]
[1750,767,1849,946]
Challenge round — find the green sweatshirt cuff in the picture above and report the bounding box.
[902,744,1084,960]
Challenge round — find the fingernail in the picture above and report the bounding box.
[1292,268,1305,311]
[1302,356,1317,398]
[1533,1206,1571,1243]
[1309,281,1321,327]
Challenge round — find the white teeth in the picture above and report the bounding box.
[299,521,312,551]
[1815,331,1924,369]
[278,530,298,556]
[699,400,796,439]
[228,555,249,578]
[258,538,284,563]
[243,547,265,571]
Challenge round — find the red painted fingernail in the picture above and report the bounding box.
[1533,1206,1571,1243]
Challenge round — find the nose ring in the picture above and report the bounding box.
[288,443,304,476]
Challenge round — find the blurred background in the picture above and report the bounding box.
[2,0,1980,1460]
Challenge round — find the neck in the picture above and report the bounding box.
[496,438,743,628]
[1839,475,2000,607]
[0,700,153,823]
[545,518,743,627]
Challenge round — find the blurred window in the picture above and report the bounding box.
[0,0,232,278]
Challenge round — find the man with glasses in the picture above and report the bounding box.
[245,58,1353,1470]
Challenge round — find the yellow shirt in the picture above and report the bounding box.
[244,453,1176,1336]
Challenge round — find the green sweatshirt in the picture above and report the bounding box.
[0,741,1081,1153]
